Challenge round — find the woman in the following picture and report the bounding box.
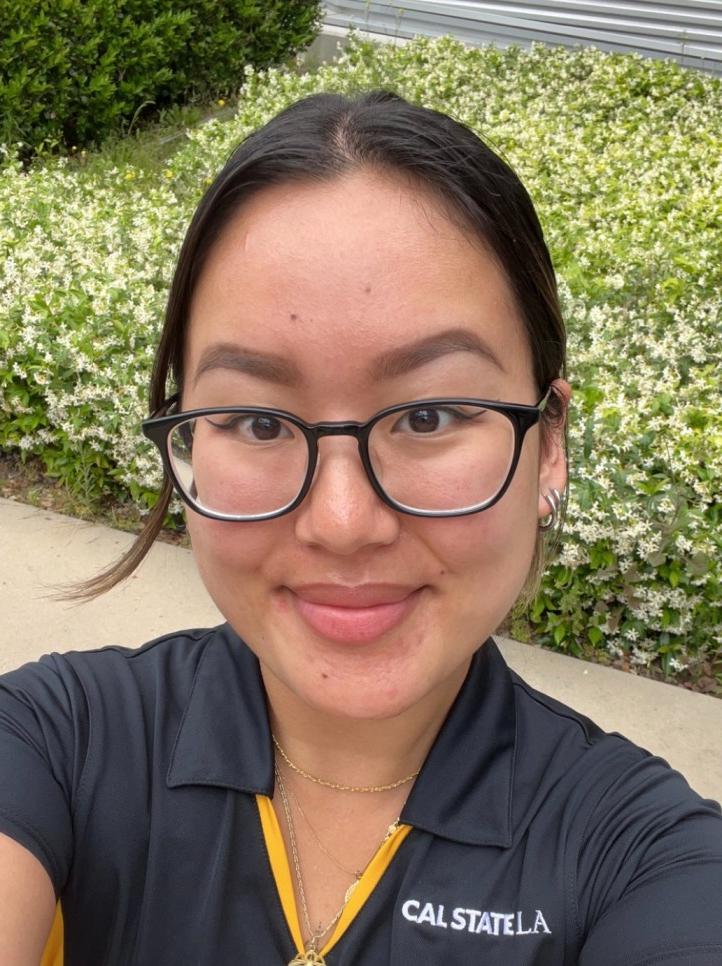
[1,91,721,966]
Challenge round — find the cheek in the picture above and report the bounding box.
[423,450,540,617]
[186,512,280,595]
[427,503,535,576]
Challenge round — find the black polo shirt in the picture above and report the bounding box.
[1,624,721,965]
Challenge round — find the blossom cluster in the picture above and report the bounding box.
[1,36,719,674]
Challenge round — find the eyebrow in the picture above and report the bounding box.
[193,343,302,388]
[192,325,506,389]
[369,326,507,379]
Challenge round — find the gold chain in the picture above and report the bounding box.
[276,763,403,965]
[276,764,343,963]
[272,734,420,792]
[287,784,363,881]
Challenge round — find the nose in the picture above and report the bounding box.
[293,437,401,555]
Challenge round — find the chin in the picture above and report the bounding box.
[293,675,428,722]
[275,626,470,723]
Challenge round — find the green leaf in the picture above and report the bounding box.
[588,626,603,646]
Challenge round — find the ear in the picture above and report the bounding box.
[537,378,571,523]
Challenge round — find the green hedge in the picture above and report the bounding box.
[1,36,720,682]
[0,0,321,155]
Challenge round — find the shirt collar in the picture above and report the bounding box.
[167,625,516,847]
[167,624,275,795]
[399,638,516,847]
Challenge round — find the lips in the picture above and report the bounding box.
[287,583,424,644]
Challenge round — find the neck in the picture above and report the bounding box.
[261,659,471,791]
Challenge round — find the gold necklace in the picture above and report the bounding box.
[287,784,364,884]
[276,765,342,965]
[272,733,420,792]
[287,783,400,902]
[276,764,402,965]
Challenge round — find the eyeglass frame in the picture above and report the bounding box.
[142,387,552,522]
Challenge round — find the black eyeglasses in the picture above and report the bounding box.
[142,389,551,521]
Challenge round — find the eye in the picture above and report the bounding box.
[205,413,293,442]
[392,406,474,435]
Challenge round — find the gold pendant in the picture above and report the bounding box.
[344,876,361,904]
[289,951,326,965]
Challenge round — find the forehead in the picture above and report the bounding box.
[186,169,534,397]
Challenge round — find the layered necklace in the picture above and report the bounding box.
[273,735,418,966]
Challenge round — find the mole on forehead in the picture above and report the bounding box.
[192,326,507,390]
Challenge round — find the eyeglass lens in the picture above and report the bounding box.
[167,404,516,518]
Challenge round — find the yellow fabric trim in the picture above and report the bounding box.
[321,822,412,955]
[256,794,411,957]
[40,902,63,966]
[257,795,305,953]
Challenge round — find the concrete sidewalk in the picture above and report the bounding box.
[1,496,720,802]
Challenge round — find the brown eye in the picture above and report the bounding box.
[249,415,284,440]
[406,409,441,433]
[205,413,292,442]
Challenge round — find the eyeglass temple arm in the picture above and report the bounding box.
[537,385,554,412]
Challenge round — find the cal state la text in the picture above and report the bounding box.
[401,900,551,936]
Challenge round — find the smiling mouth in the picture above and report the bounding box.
[286,584,425,644]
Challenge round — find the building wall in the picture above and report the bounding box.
[323,0,722,74]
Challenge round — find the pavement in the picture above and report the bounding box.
[1,496,720,803]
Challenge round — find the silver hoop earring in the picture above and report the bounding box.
[539,487,562,531]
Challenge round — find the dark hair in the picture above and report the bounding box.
[75,90,567,601]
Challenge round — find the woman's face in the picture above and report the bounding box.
[183,169,569,720]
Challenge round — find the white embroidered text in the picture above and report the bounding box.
[401,900,551,936]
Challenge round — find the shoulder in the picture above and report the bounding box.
[509,667,647,795]
[1,623,233,704]
[0,623,242,775]
[506,659,721,840]
[504,663,722,962]
[509,664,689,789]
